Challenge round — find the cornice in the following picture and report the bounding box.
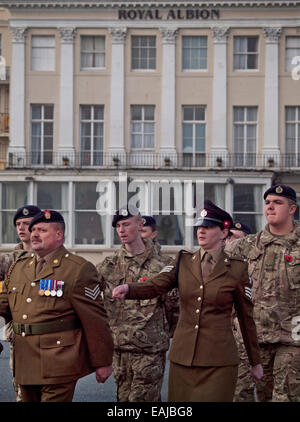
[0,1,300,10]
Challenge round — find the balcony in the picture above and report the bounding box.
[0,67,10,83]
[3,150,300,171]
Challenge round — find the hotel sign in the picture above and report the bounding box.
[118,9,220,20]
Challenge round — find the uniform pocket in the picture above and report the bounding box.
[7,283,25,311]
[40,329,81,378]
[286,252,300,290]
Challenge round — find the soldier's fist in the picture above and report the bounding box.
[112,284,129,300]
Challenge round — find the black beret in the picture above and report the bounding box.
[13,205,41,226]
[141,216,156,227]
[112,205,141,228]
[28,210,65,232]
[263,184,297,202]
[194,200,233,229]
[232,222,252,235]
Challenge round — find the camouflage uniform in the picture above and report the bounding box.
[97,239,172,402]
[0,243,30,402]
[226,223,300,402]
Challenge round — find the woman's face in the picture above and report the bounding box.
[196,225,228,250]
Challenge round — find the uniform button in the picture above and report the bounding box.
[197,297,201,301]
[31,282,36,287]
[196,309,200,313]
[26,298,32,303]
[200,285,203,289]
[12,287,16,291]
[22,332,26,337]
[22,314,28,320]
[65,254,69,258]
[56,340,61,345]
[195,325,199,329]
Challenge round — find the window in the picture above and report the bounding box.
[233,184,263,233]
[131,36,156,70]
[286,37,300,72]
[233,36,258,70]
[182,36,207,70]
[182,106,206,167]
[80,36,105,69]
[1,182,29,243]
[233,106,257,166]
[285,106,300,167]
[31,35,55,71]
[131,105,155,149]
[80,105,104,166]
[31,104,54,165]
[75,182,106,245]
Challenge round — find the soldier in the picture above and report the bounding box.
[0,209,114,402]
[141,215,179,337]
[226,184,300,402]
[112,200,263,402]
[96,206,173,402]
[4,205,41,401]
[226,221,252,242]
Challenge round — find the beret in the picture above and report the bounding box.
[13,205,41,226]
[194,200,233,229]
[263,184,297,202]
[112,205,141,228]
[141,216,156,227]
[28,210,65,232]
[232,222,252,235]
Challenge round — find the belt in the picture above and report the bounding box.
[12,318,81,336]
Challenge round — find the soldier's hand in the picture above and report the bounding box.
[112,284,129,300]
[95,365,113,383]
[0,342,3,355]
[251,363,263,384]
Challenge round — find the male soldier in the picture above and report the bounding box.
[0,209,113,402]
[226,221,252,242]
[97,206,173,402]
[4,205,41,401]
[141,215,179,337]
[226,184,300,402]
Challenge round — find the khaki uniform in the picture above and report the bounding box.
[0,245,113,401]
[97,239,172,402]
[226,223,300,402]
[127,248,261,402]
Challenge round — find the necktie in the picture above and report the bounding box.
[201,252,214,281]
[35,258,46,276]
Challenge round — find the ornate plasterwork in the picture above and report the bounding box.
[263,27,282,42]
[211,26,230,42]
[108,27,127,42]
[58,27,77,42]
[160,27,178,43]
[10,26,28,43]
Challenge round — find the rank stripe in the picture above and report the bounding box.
[84,285,100,300]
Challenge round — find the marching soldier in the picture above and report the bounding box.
[226,184,300,402]
[97,206,173,402]
[0,209,113,402]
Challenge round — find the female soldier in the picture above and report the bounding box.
[113,200,263,402]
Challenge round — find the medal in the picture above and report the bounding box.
[51,279,57,296]
[44,279,51,296]
[39,279,47,296]
[56,280,64,297]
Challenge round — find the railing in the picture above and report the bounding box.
[3,150,300,170]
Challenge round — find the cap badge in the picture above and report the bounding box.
[121,209,128,217]
[235,223,242,229]
[142,218,146,225]
[23,208,29,216]
[44,210,51,220]
[200,209,207,218]
[276,186,283,194]
[223,220,231,229]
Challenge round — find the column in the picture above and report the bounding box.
[159,27,178,166]
[8,27,27,166]
[211,26,229,166]
[262,27,282,166]
[57,27,76,165]
[108,27,127,164]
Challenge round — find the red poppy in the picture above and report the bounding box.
[223,220,231,229]
[140,277,148,283]
[285,255,293,263]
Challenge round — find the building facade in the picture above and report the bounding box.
[0,0,299,263]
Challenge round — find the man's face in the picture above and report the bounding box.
[140,226,158,240]
[16,217,33,243]
[31,223,64,256]
[197,225,228,250]
[264,195,296,227]
[116,216,143,245]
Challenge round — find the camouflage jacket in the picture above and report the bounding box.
[97,239,172,353]
[225,223,300,346]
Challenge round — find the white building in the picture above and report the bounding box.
[0,0,299,262]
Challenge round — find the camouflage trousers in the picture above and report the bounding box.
[113,350,166,402]
[234,340,300,402]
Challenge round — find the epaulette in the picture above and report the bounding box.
[63,253,86,265]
